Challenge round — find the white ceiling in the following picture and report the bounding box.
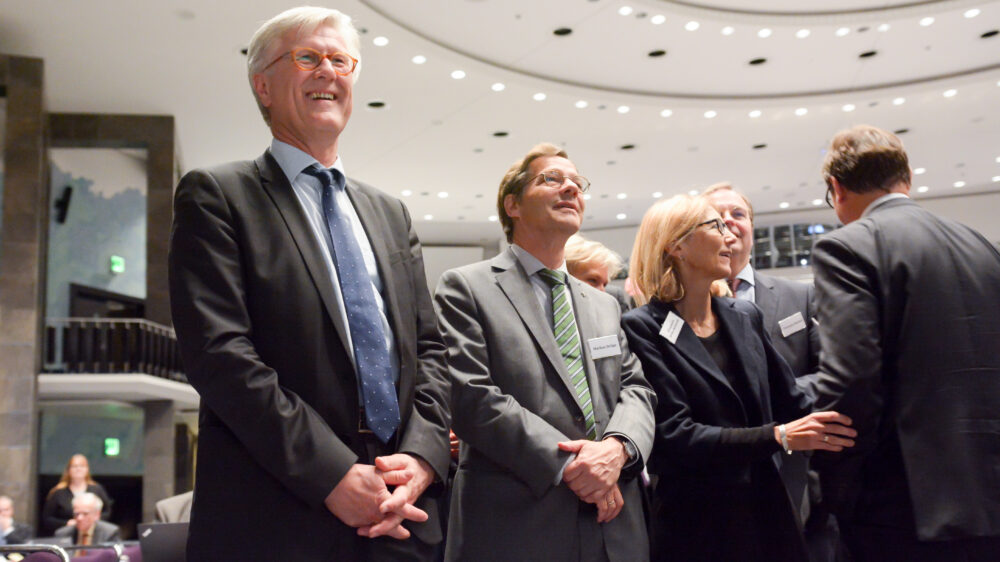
[2,0,999,243]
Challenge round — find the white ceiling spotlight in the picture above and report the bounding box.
[779,202,790,209]
[618,6,633,16]
[411,55,426,65]
[704,110,717,119]
[372,36,389,47]
[993,176,1000,182]
[721,26,735,36]
[401,189,413,197]
[437,192,449,198]
[943,89,957,98]
[488,215,498,222]
[748,109,762,118]
[795,107,808,116]
[878,23,890,32]
[491,82,505,92]
[685,21,700,31]
[451,70,466,79]
[533,92,547,101]
[423,214,434,220]
[653,192,663,198]
[795,29,810,39]
[757,28,772,38]
[583,194,592,200]
[914,167,926,175]
[616,193,627,200]
[919,16,935,26]
[660,109,673,117]
[617,105,630,114]
[812,199,823,206]
[651,14,666,25]
[953,181,966,188]
[835,27,850,37]
[688,190,699,196]
[964,8,981,18]
[575,100,589,109]
[842,103,856,112]
[892,97,906,106]
[917,186,929,193]
[616,213,627,220]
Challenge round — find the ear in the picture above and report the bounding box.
[829,177,848,205]
[503,193,520,220]
[252,73,272,108]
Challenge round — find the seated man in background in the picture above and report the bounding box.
[54,493,120,549]
[0,495,33,545]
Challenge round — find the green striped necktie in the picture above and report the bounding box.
[538,268,597,440]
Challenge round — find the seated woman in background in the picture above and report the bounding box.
[41,454,112,535]
[621,194,856,562]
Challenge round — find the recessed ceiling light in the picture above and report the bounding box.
[795,107,808,116]
[651,14,666,25]
[583,193,592,200]
[812,199,823,206]
[749,58,767,65]
[878,23,890,32]
[953,181,966,188]
[920,16,935,27]
[917,186,929,193]
[653,192,663,198]
[616,193,627,200]
[660,109,673,117]
[993,176,1000,182]
[533,92,547,101]
[779,201,790,209]
[689,190,699,196]
[836,27,850,37]
[965,8,981,18]
[575,100,588,109]
[721,26,735,36]
[842,103,856,112]
[401,189,413,197]
[914,167,926,174]
[685,21,700,31]
[983,30,999,39]
[704,110,717,118]
[943,89,957,98]
[616,213,627,220]
[488,215,498,222]
[617,105,630,114]
[423,214,434,220]
[451,70,466,79]
[859,50,877,58]
[752,143,767,150]
[493,131,508,137]
[437,192,449,198]
[618,6,633,16]
[757,28,772,38]
[796,29,810,38]
[648,49,667,57]
[892,97,906,105]
[749,109,762,118]
[996,156,1000,163]
[553,27,572,36]
[411,55,426,64]
[620,144,636,150]
[373,36,389,47]
[491,82,505,92]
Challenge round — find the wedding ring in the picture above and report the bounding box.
[822,434,829,443]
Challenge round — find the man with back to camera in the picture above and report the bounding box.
[434,143,655,561]
[168,6,450,560]
[0,495,33,545]
[811,124,1000,561]
[54,493,120,547]
[704,182,839,561]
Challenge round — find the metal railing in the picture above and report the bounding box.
[43,318,185,382]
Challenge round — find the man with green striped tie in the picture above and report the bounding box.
[434,143,656,562]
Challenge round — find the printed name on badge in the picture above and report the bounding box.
[588,335,622,359]
[660,311,684,344]
[779,312,807,338]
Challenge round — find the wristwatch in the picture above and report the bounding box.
[615,436,637,462]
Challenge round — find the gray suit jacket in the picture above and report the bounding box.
[55,520,121,544]
[435,248,655,562]
[812,197,1000,541]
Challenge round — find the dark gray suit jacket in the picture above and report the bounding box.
[435,248,655,562]
[812,197,1000,541]
[169,150,450,559]
[3,521,32,544]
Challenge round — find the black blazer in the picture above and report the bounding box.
[41,485,112,535]
[622,297,812,561]
[169,150,451,560]
[812,197,1000,541]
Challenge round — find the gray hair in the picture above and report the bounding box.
[565,234,625,279]
[72,492,103,512]
[246,6,362,125]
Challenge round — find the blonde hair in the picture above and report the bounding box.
[565,234,624,279]
[247,6,362,125]
[497,143,568,242]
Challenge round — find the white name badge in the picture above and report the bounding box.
[588,335,622,359]
[779,312,807,338]
[659,311,684,344]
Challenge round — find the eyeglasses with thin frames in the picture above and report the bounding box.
[262,47,358,75]
[824,182,835,208]
[532,170,591,193]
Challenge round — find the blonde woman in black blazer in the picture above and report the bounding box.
[621,194,856,562]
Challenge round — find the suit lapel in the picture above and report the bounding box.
[493,250,579,400]
[255,152,353,362]
[715,299,765,416]
[569,278,610,428]
[753,272,779,327]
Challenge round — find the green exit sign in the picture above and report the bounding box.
[109,255,125,274]
[104,437,121,457]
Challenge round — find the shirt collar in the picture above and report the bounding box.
[734,262,755,287]
[270,138,346,185]
[510,244,569,278]
[861,192,908,218]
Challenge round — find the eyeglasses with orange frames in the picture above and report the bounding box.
[262,47,358,75]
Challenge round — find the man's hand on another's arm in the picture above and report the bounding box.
[557,438,628,503]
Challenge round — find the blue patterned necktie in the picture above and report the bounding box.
[305,165,400,443]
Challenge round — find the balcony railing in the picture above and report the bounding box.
[43,317,185,382]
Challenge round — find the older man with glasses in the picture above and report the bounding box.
[168,6,450,560]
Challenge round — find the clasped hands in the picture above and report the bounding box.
[558,437,628,524]
[323,453,434,540]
